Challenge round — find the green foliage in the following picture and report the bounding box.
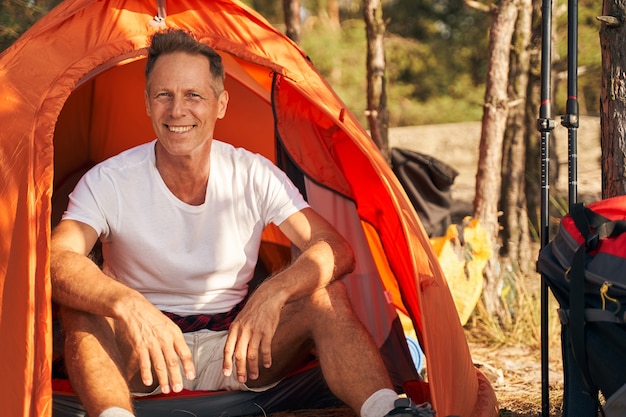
[299,0,602,126]
[384,0,491,86]
[300,19,367,121]
[240,0,284,22]
[0,0,62,53]
[301,16,485,126]
[256,0,491,126]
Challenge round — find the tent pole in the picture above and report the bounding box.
[537,0,556,414]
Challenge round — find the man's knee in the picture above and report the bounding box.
[326,279,349,299]
[59,305,109,335]
[304,280,358,323]
[58,306,124,363]
[280,281,357,332]
[316,280,350,306]
[58,306,140,384]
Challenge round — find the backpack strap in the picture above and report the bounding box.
[568,203,600,399]
[558,308,626,325]
[578,204,626,243]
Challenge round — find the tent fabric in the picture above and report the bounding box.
[0,0,499,416]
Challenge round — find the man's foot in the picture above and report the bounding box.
[384,398,436,416]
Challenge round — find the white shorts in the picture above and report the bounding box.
[135,329,279,395]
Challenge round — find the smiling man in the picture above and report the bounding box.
[50,29,434,417]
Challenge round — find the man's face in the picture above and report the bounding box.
[145,51,228,157]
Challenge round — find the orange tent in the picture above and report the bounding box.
[0,0,498,416]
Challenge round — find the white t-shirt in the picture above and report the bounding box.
[63,140,309,316]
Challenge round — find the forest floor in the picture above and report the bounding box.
[265,116,604,417]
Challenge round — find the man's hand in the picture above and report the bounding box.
[222,285,284,383]
[117,297,196,394]
[51,220,196,393]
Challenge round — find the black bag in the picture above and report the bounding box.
[391,148,458,237]
[537,196,626,416]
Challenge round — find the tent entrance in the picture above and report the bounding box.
[53,53,277,188]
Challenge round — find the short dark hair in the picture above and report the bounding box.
[145,28,225,96]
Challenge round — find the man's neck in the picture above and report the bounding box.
[154,142,211,206]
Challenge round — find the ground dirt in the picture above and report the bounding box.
[265,117,603,417]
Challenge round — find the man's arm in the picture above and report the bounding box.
[50,219,195,394]
[223,207,355,382]
[263,207,355,302]
[51,219,134,315]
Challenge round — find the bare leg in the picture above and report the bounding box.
[249,280,394,412]
[60,307,134,417]
[60,281,393,416]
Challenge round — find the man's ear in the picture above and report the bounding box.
[217,90,229,119]
[144,89,151,117]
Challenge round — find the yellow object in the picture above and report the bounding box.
[430,217,492,325]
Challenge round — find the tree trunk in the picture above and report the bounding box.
[501,0,533,275]
[363,0,389,159]
[599,0,626,198]
[525,82,541,236]
[283,0,302,44]
[328,0,340,28]
[474,0,518,325]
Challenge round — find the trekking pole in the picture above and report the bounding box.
[561,0,579,206]
[537,0,556,414]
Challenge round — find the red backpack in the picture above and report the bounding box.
[538,195,626,416]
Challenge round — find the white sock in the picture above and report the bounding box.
[360,388,398,417]
[99,407,135,417]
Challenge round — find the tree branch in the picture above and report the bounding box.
[464,0,494,14]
